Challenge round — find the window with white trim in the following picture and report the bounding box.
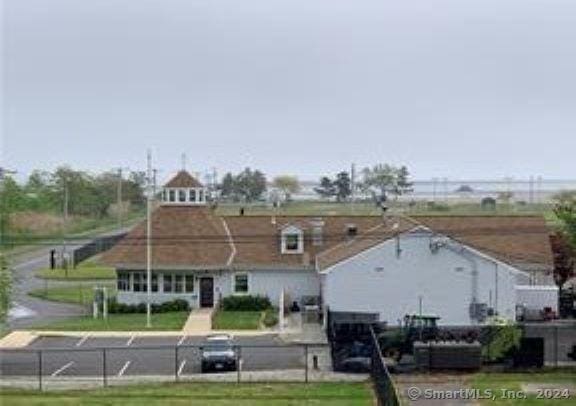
[185,275,195,292]
[133,272,147,292]
[175,275,185,293]
[117,272,130,291]
[178,189,186,202]
[189,189,197,202]
[163,274,174,292]
[151,273,159,292]
[281,225,304,254]
[233,273,249,294]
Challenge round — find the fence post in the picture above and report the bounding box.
[102,348,107,387]
[174,346,179,381]
[304,345,309,383]
[37,350,43,391]
[554,326,559,367]
[236,346,241,383]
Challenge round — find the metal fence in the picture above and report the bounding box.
[71,233,127,267]
[369,326,401,406]
[0,342,331,391]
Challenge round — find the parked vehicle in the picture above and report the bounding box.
[201,334,237,373]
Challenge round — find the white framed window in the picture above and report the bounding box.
[185,275,195,292]
[169,190,176,202]
[189,189,197,202]
[151,274,159,292]
[233,273,249,294]
[281,225,304,254]
[175,275,185,293]
[178,189,186,202]
[163,274,174,292]
[133,272,147,292]
[117,272,130,291]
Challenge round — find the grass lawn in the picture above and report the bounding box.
[31,311,189,331]
[29,284,116,306]
[0,382,373,405]
[472,370,576,405]
[215,201,552,217]
[212,310,263,330]
[36,261,116,281]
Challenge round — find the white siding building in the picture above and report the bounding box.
[321,229,528,325]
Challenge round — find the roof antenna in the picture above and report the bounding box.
[181,153,187,171]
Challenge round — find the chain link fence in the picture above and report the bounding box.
[0,342,334,391]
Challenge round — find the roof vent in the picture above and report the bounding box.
[345,224,358,239]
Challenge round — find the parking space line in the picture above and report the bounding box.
[177,335,187,346]
[51,361,74,377]
[117,361,131,377]
[177,360,186,376]
[125,335,135,346]
[75,334,90,347]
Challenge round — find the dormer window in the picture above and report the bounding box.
[281,225,304,254]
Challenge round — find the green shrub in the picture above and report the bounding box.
[262,308,279,328]
[107,298,190,314]
[481,324,522,362]
[221,295,272,311]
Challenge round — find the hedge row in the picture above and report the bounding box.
[221,295,271,311]
[108,298,190,314]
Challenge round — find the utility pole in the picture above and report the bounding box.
[115,167,130,229]
[146,151,153,328]
[152,169,158,198]
[62,176,69,276]
[350,163,356,214]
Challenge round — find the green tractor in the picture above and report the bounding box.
[378,314,441,361]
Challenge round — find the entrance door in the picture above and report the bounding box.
[200,277,214,308]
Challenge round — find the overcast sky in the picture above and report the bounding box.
[2,0,576,182]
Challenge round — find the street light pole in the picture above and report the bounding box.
[146,151,153,328]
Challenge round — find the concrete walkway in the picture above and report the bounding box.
[181,308,213,334]
[0,331,37,348]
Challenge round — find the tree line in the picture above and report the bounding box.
[218,164,413,204]
[0,167,147,229]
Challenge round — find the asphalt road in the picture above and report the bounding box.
[7,228,131,329]
[8,249,86,329]
[0,335,310,378]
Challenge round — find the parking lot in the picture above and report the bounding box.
[0,334,317,381]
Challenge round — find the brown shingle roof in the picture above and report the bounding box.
[164,171,203,188]
[223,215,388,268]
[101,211,553,271]
[101,206,230,268]
[316,217,418,270]
[412,215,553,269]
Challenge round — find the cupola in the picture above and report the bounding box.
[162,170,207,206]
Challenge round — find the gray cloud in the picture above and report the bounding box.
[3,0,576,180]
